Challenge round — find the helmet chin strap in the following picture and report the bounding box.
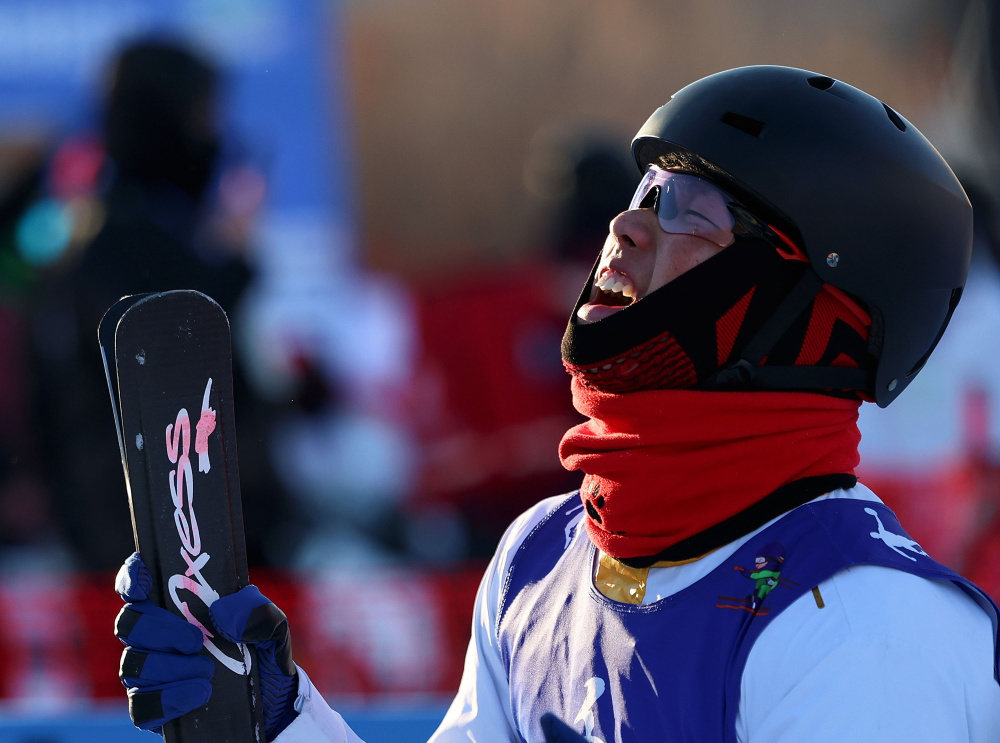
[700,270,874,393]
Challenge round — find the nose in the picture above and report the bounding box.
[609,208,660,252]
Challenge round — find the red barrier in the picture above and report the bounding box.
[0,566,483,706]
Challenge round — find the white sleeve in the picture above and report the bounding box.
[429,496,569,743]
[738,565,1000,743]
[272,667,365,743]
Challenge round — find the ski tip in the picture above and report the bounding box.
[99,291,229,343]
[99,293,152,343]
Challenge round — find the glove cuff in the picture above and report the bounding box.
[265,682,299,741]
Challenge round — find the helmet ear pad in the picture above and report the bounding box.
[562,236,873,396]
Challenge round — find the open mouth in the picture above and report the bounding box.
[576,269,637,323]
[593,268,636,306]
[594,271,635,307]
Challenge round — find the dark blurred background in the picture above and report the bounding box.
[0,0,998,733]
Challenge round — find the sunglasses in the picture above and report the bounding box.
[628,166,776,248]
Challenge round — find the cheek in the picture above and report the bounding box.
[649,240,728,292]
[692,243,728,269]
[692,243,725,268]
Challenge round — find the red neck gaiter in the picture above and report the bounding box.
[558,376,861,560]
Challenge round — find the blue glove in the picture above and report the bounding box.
[115,552,299,740]
[540,712,589,742]
[114,553,214,733]
[210,584,298,738]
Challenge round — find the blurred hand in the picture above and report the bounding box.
[115,552,299,739]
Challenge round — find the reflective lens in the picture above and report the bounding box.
[628,167,743,247]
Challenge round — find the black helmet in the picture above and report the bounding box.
[632,65,972,407]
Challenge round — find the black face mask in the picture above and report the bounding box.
[561,236,822,394]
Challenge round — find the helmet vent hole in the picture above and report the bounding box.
[882,103,907,132]
[720,111,765,138]
[807,75,835,90]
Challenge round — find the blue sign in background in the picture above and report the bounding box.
[0,0,354,263]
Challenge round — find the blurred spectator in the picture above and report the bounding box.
[406,268,580,560]
[542,136,638,268]
[27,36,293,571]
[401,135,634,560]
[257,274,422,569]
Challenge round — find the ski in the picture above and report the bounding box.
[100,290,264,742]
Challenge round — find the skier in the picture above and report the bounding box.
[114,66,1000,741]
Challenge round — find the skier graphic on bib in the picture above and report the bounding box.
[730,543,797,611]
[738,543,784,607]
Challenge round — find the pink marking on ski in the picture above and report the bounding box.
[195,378,216,473]
[195,409,216,455]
